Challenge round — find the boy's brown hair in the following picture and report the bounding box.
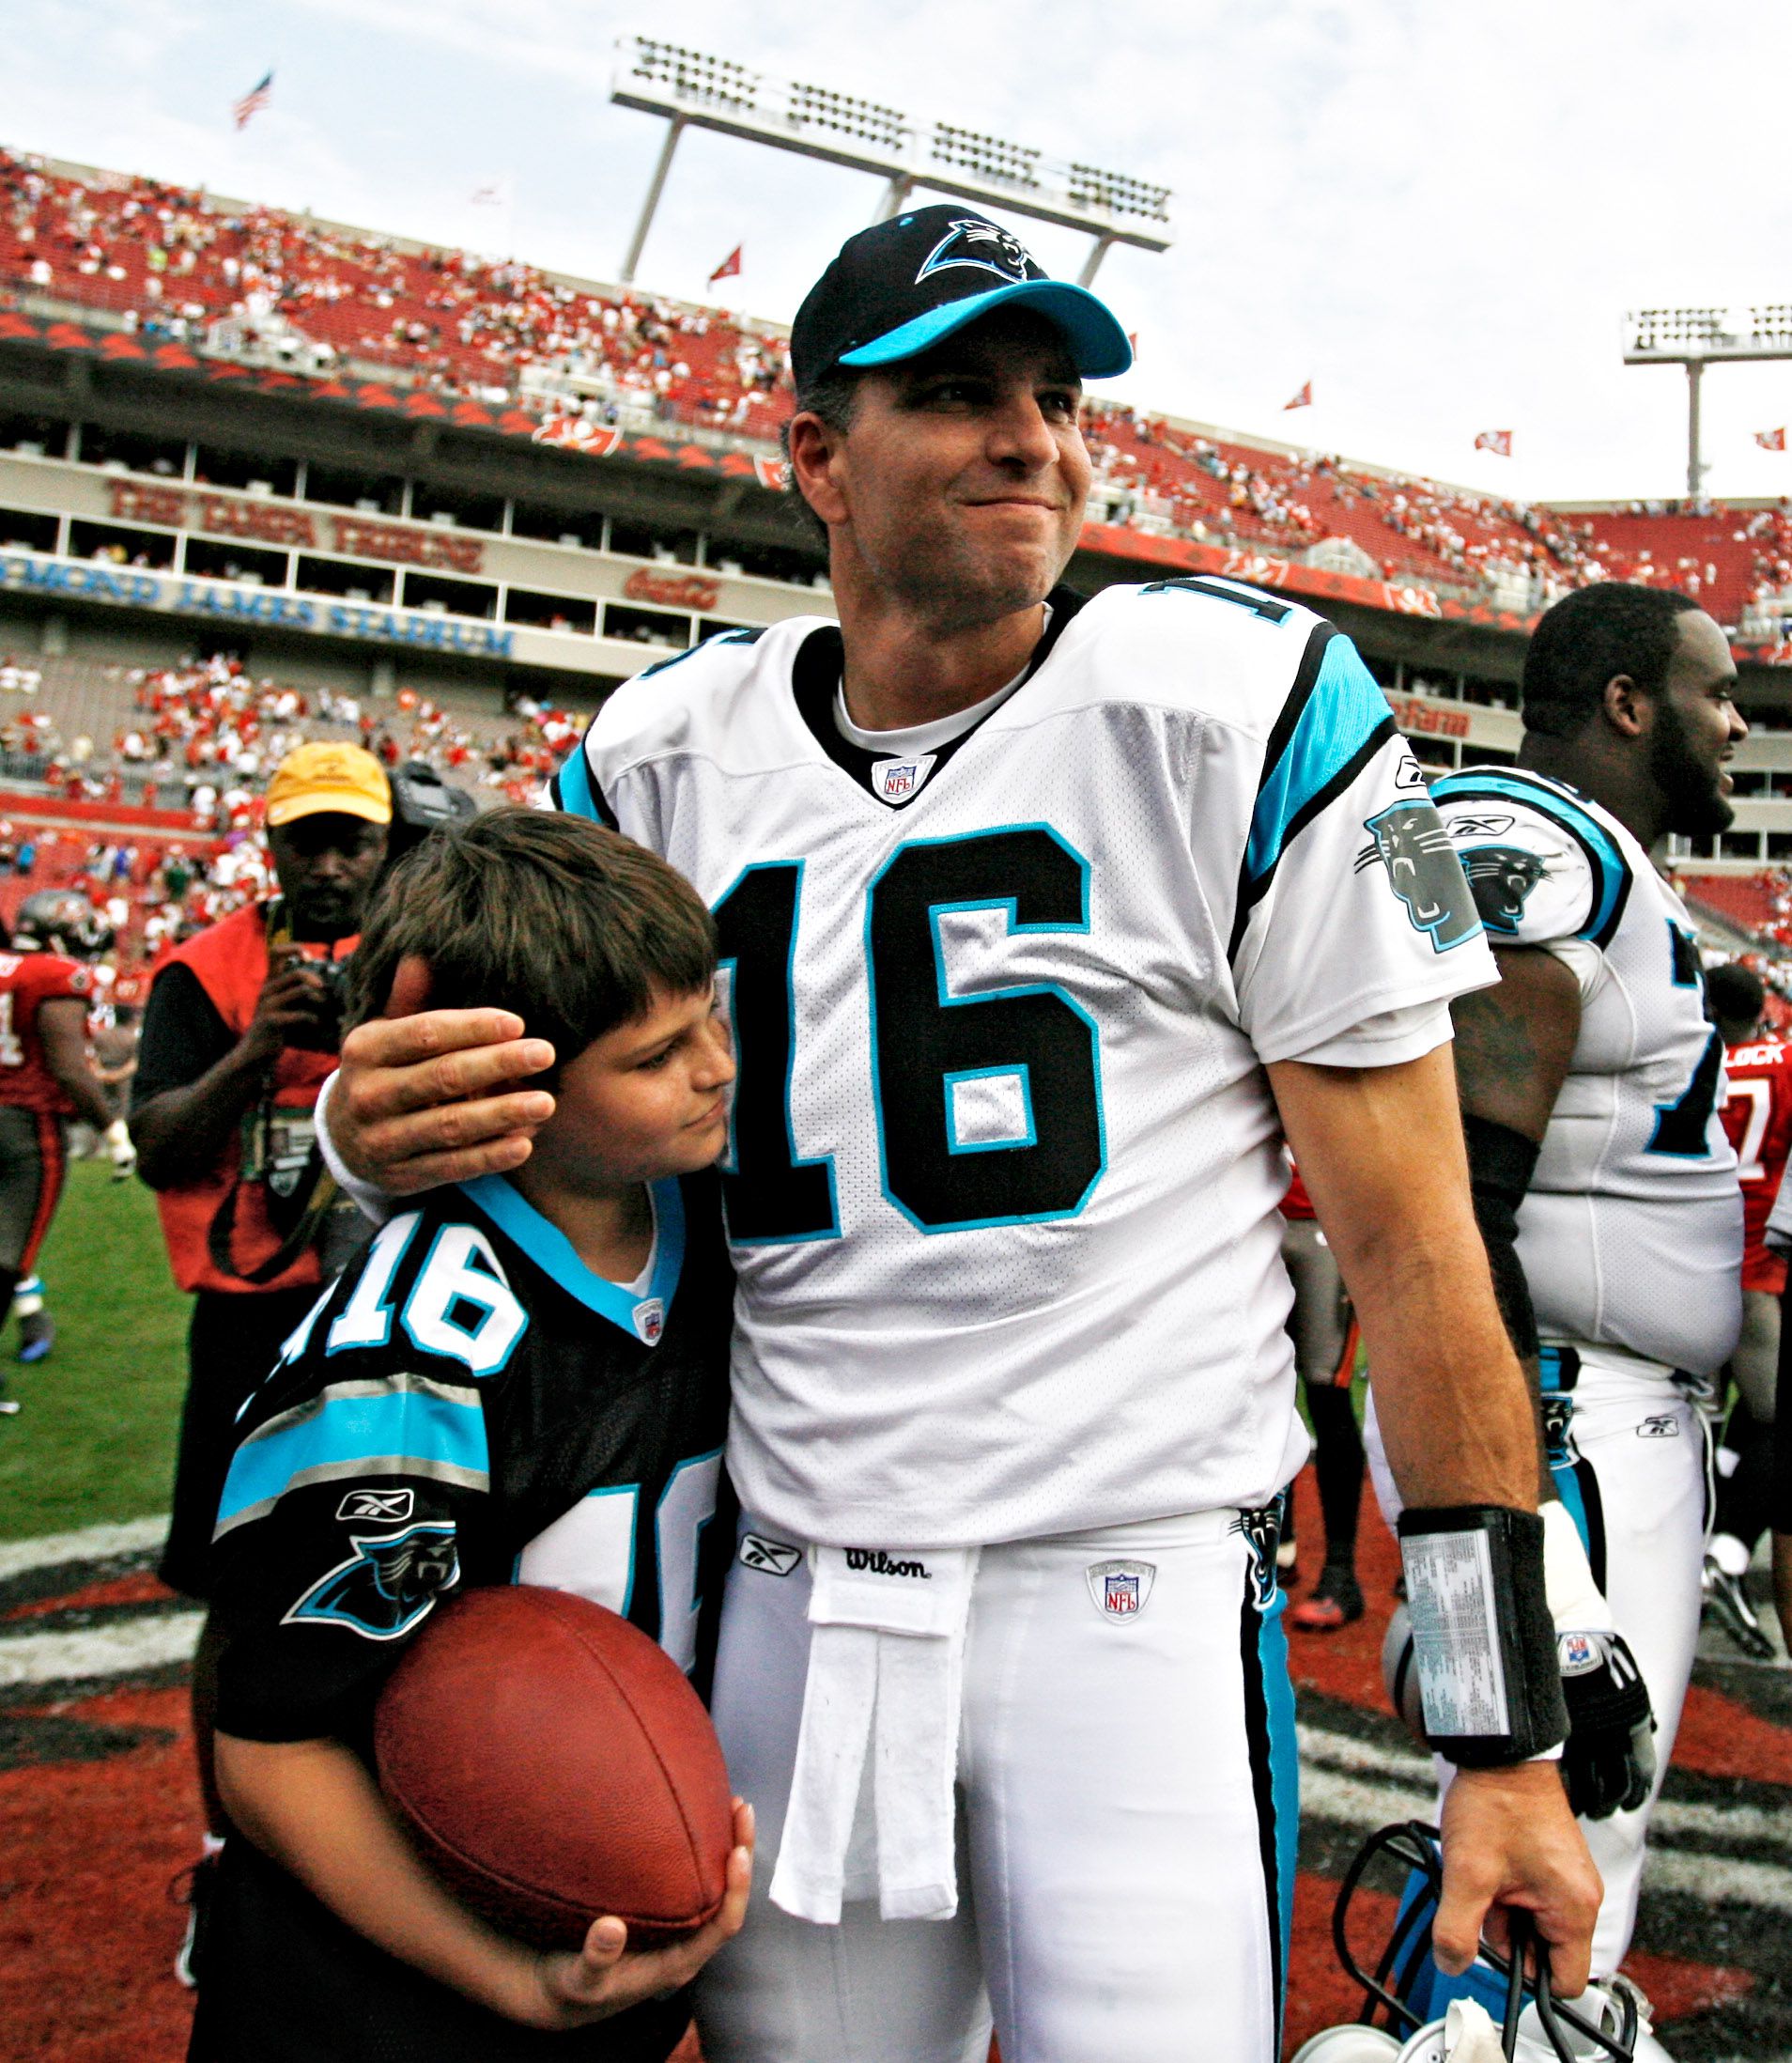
[346,808,717,1076]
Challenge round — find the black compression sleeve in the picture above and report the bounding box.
[1463,1113,1541,1363]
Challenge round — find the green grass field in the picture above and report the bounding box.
[0,1161,192,1541]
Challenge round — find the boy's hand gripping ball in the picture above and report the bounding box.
[376,1585,734,1947]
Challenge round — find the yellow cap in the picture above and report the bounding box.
[265,742,393,830]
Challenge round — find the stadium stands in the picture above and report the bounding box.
[8,145,1792,630]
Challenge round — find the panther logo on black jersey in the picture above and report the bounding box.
[916,218,1039,287]
[1230,1503,1283,1612]
[1459,844,1547,933]
[1355,801,1482,952]
[283,1521,461,1641]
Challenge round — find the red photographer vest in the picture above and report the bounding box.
[151,903,352,1295]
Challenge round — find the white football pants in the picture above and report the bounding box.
[1365,1348,1708,1978]
[694,1508,1298,2063]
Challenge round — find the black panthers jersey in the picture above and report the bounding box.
[197,1171,734,2063]
[211,1168,735,1745]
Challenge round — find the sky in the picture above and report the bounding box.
[5,0,1792,506]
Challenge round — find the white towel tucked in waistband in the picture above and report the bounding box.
[767,1543,979,1927]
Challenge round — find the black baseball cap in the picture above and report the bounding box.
[790,204,1133,389]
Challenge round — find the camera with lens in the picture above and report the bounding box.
[282,951,352,1054]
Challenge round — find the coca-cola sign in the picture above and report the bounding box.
[623,566,719,612]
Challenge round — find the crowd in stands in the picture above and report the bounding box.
[0,652,591,1001]
[103,655,581,816]
[8,146,1792,629]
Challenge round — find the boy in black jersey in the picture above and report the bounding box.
[191,810,752,2063]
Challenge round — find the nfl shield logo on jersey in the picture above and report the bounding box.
[1087,1558,1156,1622]
[633,1298,664,1345]
[872,752,935,805]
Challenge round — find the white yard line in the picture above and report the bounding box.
[0,1607,202,1689]
[0,1514,168,1581]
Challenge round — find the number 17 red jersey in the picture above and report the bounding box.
[1722,1035,1792,1293]
[0,950,92,1116]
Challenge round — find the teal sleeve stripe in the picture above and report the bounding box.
[1247,638,1395,885]
[554,737,597,819]
[1433,771,1626,940]
[216,1388,487,1528]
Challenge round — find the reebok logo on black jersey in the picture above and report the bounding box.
[336,1488,414,1524]
[844,1548,932,1579]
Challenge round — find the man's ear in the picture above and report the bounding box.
[787,412,848,530]
[1601,672,1648,740]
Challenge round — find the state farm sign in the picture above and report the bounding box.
[623,566,719,612]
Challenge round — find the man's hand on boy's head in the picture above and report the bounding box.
[333,954,559,1195]
[520,1799,754,2029]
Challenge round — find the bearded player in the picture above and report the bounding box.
[1368,582,1745,2041]
[0,889,130,1410]
[318,209,1598,2061]
[1702,960,1792,1656]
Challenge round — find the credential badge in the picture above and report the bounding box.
[1087,1558,1156,1622]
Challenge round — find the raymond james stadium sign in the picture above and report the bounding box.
[0,551,515,657]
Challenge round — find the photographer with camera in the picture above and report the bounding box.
[131,741,390,1983]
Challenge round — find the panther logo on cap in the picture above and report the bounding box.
[916,218,1037,287]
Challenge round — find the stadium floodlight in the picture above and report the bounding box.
[1624,303,1792,496]
[611,34,1172,288]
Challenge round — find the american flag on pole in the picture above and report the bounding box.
[708,245,743,287]
[1756,427,1787,452]
[1475,428,1513,457]
[233,71,274,131]
[1283,380,1313,411]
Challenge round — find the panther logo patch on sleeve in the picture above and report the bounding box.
[1458,845,1548,933]
[283,1521,460,1640]
[916,218,1040,287]
[1354,801,1483,952]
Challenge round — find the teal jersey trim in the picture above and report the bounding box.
[216,1378,488,1532]
[554,736,598,819]
[1246,636,1394,887]
[460,1172,686,1342]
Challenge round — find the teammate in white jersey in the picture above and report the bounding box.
[1369,581,1746,2035]
[321,208,1598,2061]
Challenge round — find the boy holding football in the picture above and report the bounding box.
[192,810,752,2063]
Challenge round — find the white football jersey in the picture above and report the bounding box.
[1434,766,1742,1376]
[558,581,1498,1546]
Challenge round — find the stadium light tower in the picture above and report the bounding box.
[611,36,1172,290]
[1624,304,1792,498]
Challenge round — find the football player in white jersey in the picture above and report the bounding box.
[319,209,1598,2061]
[1368,581,1746,2038]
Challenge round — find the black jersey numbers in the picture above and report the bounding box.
[868,830,1105,1231]
[713,830,1105,1244]
[714,863,842,1243]
[1645,1027,1724,1159]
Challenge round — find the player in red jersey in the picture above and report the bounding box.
[1706,961,1792,1656]
[0,891,127,1412]
[1280,1161,1366,1627]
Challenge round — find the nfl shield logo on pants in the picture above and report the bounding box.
[1086,1558,1156,1622]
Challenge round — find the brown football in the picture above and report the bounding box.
[374,1585,734,1948]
